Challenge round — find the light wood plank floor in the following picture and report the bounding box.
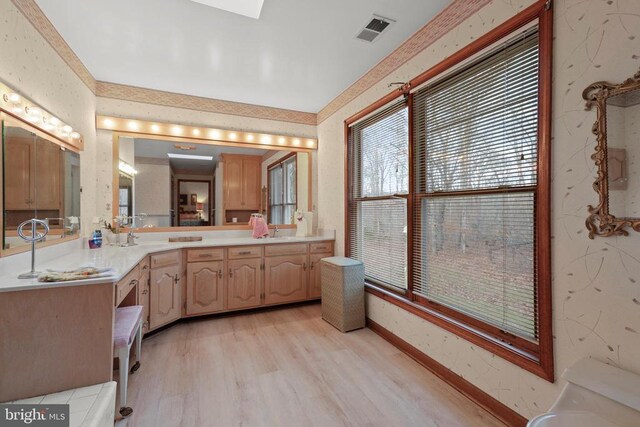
[115,303,505,427]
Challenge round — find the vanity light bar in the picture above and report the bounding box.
[0,81,83,148]
[96,115,318,150]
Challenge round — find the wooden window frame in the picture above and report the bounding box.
[344,0,553,381]
[268,152,298,224]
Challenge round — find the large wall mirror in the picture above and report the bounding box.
[114,134,312,230]
[584,68,640,237]
[1,115,81,253]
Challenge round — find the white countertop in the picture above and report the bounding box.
[0,235,334,293]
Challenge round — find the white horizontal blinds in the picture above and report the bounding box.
[269,165,283,224]
[283,155,297,224]
[419,194,536,339]
[349,101,409,290]
[412,28,540,341]
[414,28,539,194]
[269,155,297,224]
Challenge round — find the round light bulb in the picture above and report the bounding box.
[62,125,73,134]
[71,132,81,140]
[246,134,254,142]
[7,93,21,103]
[151,124,160,132]
[229,132,237,140]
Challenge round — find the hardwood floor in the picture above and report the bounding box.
[115,303,505,427]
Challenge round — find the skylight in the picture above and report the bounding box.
[188,0,264,19]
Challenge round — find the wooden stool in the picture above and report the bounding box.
[113,305,143,417]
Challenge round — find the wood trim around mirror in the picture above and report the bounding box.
[583,68,640,238]
[0,113,81,257]
[111,131,313,231]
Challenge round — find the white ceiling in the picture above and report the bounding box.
[34,0,450,112]
[134,138,270,173]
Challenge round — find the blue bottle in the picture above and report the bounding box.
[89,230,103,249]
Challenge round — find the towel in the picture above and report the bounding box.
[38,267,116,282]
[249,216,270,239]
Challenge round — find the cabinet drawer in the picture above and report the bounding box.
[228,246,262,259]
[150,251,180,268]
[187,248,224,262]
[310,242,333,254]
[116,266,140,306]
[265,243,308,257]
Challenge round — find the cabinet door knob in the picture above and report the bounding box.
[310,262,314,270]
[303,263,307,271]
[142,289,148,295]
[229,268,233,278]
[174,274,179,284]
[218,270,223,279]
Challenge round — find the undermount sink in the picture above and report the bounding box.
[268,236,299,240]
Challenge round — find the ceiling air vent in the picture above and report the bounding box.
[356,15,395,43]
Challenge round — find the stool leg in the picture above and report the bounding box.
[118,346,133,417]
[130,322,142,374]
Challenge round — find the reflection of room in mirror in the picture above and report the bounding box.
[3,122,81,250]
[118,136,311,228]
[606,90,640,217]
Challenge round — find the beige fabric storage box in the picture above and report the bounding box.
[321,256,365,332]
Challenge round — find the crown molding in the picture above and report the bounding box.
[95,81,318,126]
[316,0,492,124]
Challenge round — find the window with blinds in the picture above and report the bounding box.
[348,101,409,290]
[412,28,540,341]
[268,154,296,224]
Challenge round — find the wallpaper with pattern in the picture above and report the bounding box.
[0,0,97,234]
[317,0,640,418]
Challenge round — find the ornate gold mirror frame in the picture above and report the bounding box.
[583,68,640,238]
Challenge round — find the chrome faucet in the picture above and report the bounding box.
[126,230,138,246]
[272,225,279,238]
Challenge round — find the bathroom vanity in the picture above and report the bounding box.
[0,235,334,402]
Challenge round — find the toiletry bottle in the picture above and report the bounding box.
[89,229,103,249]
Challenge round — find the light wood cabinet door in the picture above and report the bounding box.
[34,137,61,210]
[149,264,181,330]
[227,258,262,310]
[308,252,331,299]
[186,261,225,315]
[224,156,243,210]
[264,254,308,305]
[5,137,34,210]
[242,158,261,210]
